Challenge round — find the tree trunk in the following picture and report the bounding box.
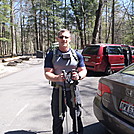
[10,0,16,56]
[80,0,86,46]
[20,16,24,55]
[2,23,6,55]
[53,2,55,42]
[111,0,115,44]
[106,21,112,43]
[105,0,108,43]
[91,0,103,44]
[31,0,39,51]
[70,0,84,49]
[98,19,102,43]
[20,0,24,55]
[0,23,2,55]
[14,26,18,55]
[46,10,50,49]
[39,2,43,51]
[64,0,67,28]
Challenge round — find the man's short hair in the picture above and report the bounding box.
[58,29,71,37]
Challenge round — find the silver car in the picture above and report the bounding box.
[93,63,134,134]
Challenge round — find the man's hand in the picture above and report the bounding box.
[58,73,66,82]
[71,71,79,81]
[44,68,65,82]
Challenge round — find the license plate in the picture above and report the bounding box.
[119,100,134,118]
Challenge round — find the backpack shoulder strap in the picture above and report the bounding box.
[52,48,78,64]
[52,47,59,65]
[70,48,78,62]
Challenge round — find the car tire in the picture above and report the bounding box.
[105,66,112,75]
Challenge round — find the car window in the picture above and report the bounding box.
[132,50,134,55]
[107,46,123,55]
[121,64,134,75]
[82,46,100,55]
[130,47,134,55]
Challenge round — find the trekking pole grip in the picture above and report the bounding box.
[62,70,66,80]
[71,69,79,84]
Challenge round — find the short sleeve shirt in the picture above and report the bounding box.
[44,49,85,69]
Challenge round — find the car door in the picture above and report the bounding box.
[130,46,134,63]
[107,46,124,71]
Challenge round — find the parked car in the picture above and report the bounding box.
[82,44,134,75]
[93,63,134,134]
[130,45,134,63]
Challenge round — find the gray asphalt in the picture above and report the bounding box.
[0,61,110,134]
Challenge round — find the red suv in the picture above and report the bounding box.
[130,46,134,63]
[82,44,125,75]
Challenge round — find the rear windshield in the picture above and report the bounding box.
[121,64,134,75]
[82,46,100,55]
[107,46,123,55]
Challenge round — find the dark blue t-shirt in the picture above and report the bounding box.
[44,49,85,68]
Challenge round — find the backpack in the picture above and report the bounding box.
[48,43,79,87]
[52,47,78,65]
[50,47,79,87]
[47,42,78,64]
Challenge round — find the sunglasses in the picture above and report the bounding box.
[58,36,69,39]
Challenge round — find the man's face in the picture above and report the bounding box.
[57,31,71,47]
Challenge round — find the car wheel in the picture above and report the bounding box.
[105,66,112,75]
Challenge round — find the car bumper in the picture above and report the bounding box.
[93,95,134,134]
[86,63,105,72]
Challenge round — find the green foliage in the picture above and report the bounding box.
[0,0,10,23]
[0,37,10,42]
[0,0,133,56]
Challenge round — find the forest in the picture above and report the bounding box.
[0,0,133,57]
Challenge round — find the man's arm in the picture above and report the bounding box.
[71,67,87,81]
[77,66,87,80]
[44,51,63,82]
[44,68,64,82]
[74,51,87,80]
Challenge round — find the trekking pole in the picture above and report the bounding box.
[71,69,79,134]
[62,70,69,134]
[74,86,82,134]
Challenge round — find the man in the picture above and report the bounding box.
[44,29,87,134]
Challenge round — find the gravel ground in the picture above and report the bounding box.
[0,57,43,79]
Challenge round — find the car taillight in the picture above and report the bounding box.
[96,56,101,63]
[97,82,111,96]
